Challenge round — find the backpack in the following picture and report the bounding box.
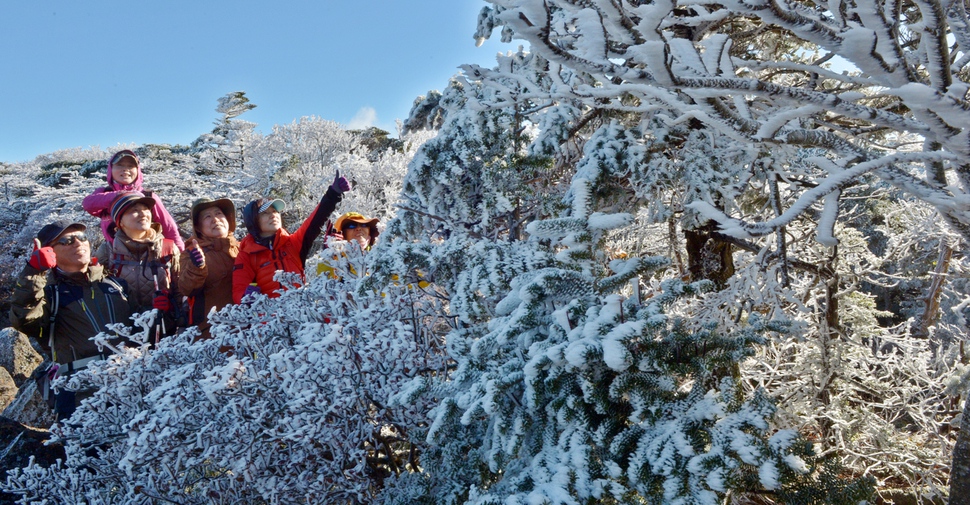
[182,287,205,328]
[108,238,177,278]
[39,274,128,405]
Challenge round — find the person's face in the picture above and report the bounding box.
[120,203,153,237]
[343,223,372,249]
[199,207,230,239]
[52,230,91,273]
[111,158,138,185]
[258,208,282,237]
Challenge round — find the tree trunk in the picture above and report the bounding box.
[684,224,734,289]
[914,241,953,339]
[817,251,841,443]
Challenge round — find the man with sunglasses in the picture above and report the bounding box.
[9,220,133,420]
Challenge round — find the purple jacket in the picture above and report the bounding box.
[82,149,185,251]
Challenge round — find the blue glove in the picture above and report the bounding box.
[331,169,351,194]
[243,284,261,299]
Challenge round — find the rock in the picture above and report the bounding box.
[0,329,44,386]
[0,336,56,428]
[2,376,55,429]
[0,368,16,415]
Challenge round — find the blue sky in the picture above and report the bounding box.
[0,1,512,163]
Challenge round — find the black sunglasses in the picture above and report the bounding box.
[55,233,89,246]
[344,223,371,232]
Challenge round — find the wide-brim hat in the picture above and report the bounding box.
[110,191,156,226]
[191,198,236,235]
[37,220,86,247]
[334,212,380,238]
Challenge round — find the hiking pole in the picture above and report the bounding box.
[153,311,161,346]
[153,273,166,345]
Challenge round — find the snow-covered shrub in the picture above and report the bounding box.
[4,247,449,503]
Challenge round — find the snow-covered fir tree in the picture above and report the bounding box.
[371,70,874,503]
[459,0,970,501]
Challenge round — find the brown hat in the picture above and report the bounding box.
[190,198,236,236]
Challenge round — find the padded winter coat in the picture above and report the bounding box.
[9,263,133,363]
[96,224,180,317]
[179,234,239,338]
[82,150,185,251]
[233,187,342,303]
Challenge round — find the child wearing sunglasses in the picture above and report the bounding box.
[82,149,185,251]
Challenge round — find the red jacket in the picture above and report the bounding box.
[233,188,342,303]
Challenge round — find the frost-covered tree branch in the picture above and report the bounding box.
[477,0,970,242]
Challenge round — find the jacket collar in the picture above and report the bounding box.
[240,228,290,253]
[54,264,105,286]
[198,234,239,253]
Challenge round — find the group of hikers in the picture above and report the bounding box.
[8,149,381,419]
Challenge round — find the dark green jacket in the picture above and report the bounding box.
[9,263,133,363]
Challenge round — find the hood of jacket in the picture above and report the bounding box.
[242,199,285,244]
[197,234,239,256]
[242,199,259,238]
[106,149,144,191]
[113,223,165,257]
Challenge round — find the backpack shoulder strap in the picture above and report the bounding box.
[45,282,61,362]
[101,276,128,299]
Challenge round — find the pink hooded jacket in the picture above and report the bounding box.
[82,149,185,251]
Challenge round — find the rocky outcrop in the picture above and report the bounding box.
[0,329,53,428]
[2,375,55,428]
[0,329,63,504]
[0,329,44,386]
[0,368,16,416]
